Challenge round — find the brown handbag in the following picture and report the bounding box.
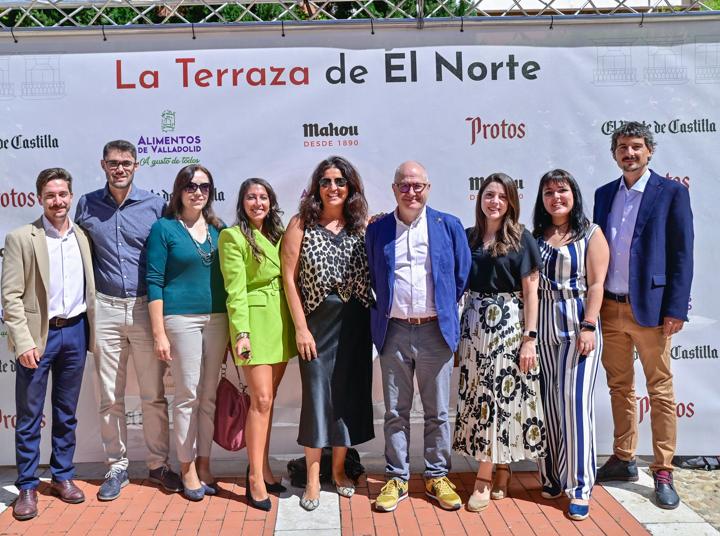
[213,348,250,451]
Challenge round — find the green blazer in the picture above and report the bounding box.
[218,225,296,365]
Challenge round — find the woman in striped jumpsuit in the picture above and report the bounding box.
[532,169,609,521]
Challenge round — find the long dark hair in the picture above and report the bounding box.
[468,173,522,257]
[165,164,223,229]
[532,169,590,241]
[234,178,284,263]
[298,156,368,234]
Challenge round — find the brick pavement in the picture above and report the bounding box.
[0,471,651,535]
[0,476,277,536]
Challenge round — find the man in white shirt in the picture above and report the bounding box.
[1,168,95,520]
[366,161,470,512]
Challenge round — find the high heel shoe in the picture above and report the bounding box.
[246,466,271,511]
[467,477,492,512]
[265,480,287,493]
[491,464,512,500]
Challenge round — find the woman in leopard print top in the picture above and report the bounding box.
[282,156,374,511]
[298,224,372,315]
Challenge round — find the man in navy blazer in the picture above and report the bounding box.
[593,121,693,510]
[366,161,470,513]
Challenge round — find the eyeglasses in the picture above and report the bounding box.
[104,160,136,170]
[394,182,429,194]
[319,177,348,189]
[184,182,212,195]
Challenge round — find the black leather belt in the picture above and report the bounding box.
[604,291,630,304]
[394,316,438,325]
[49,314,84,329]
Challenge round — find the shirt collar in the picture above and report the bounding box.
[42,215,74,238]
[103,183,141,205]
[619,168,651,194]
[394,206,427,230]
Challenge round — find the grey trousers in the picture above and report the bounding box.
[379,319,454,481]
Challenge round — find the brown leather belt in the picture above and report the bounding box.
[49,314,84,329]
[604,290,630,304]
[394,316,438,326]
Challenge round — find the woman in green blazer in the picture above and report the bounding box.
[219,178,296,512]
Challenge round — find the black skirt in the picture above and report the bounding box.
[297,294,374,448]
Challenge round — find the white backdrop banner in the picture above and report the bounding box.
[0,19,718,465]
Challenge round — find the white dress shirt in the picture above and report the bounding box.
[390,207,437,319]
[605,169,651,295]
[43,216,87,319]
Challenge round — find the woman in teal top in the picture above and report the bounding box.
[146,165,228,502]
[219,178,295,512]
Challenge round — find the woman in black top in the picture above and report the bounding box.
[452,173,547,512]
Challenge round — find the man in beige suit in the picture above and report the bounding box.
[1,168,95,521]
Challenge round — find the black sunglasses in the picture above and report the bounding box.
[184,182,212,195]
[395,182,428,194]
[319,177,348,189]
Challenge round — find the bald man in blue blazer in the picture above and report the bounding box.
[366,161,470,513]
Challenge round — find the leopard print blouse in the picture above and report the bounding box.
[299,225,373,315]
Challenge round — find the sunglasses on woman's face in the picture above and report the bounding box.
[184,182,212,195]
[319,177,348,189]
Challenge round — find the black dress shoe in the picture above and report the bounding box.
[596,455,639,482]
[653,470,680,510]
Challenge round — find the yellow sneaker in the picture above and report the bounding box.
[375,478,409,512]
[425,475,462,510]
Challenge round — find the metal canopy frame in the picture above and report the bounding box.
[0,0,718,30]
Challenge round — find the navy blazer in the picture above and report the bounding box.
[365,206,471,353]
[593,170,694,327]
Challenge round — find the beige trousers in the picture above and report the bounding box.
[164,313,228,463]
[94,293,170,471]
[600,298,675,472]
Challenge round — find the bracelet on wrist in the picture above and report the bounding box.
[580,321,596,332]
[236,332,250,341]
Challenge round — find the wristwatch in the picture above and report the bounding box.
[522,330,537,340]
[580,321,596,332]
[236,332,250,340]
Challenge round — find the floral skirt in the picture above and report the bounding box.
[453,291,547,463]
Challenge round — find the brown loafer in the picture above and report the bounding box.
[51,479,85,504]
[13,489,38,521]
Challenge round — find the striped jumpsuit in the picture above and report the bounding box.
[537,224,602,500]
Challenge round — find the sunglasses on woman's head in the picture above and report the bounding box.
[184,182,212,194]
